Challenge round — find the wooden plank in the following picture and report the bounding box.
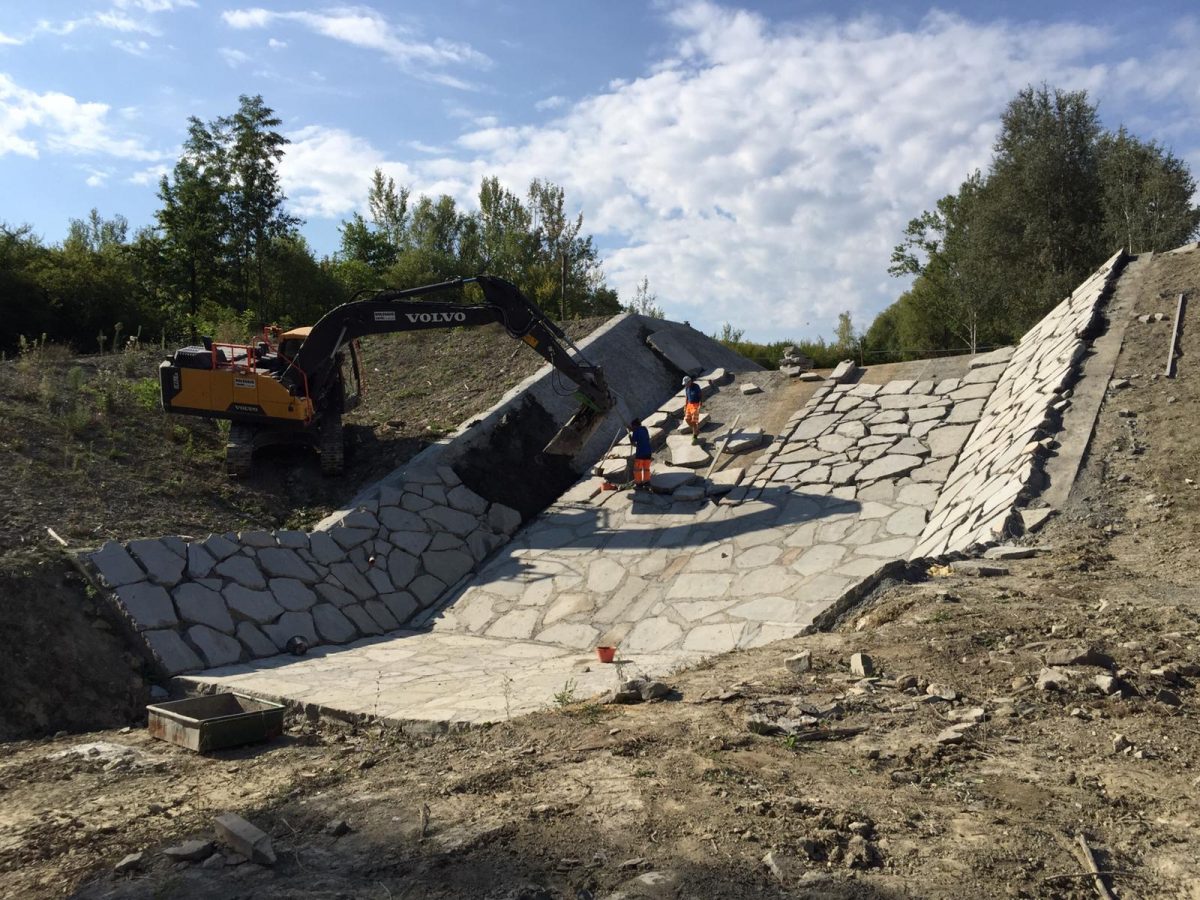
[1166,292,1187,378]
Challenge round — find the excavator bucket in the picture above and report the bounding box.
[542,392,612,458]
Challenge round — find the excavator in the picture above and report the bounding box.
[159,275,614,476]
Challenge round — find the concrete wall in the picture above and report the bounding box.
[83,314,760,676]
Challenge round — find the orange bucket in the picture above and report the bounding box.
[596,646,617,663]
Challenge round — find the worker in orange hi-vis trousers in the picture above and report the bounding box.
[683,376,703,442]
[629,418,653,490]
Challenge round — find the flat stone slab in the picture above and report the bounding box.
[646,330,704,376]
[650,467,700,491]
[666,435,712,468]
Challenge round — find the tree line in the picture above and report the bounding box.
[0,94,622,356]
[863,84,1200,361]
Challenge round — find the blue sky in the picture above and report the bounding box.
[2,1,1199,342]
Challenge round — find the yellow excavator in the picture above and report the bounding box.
[159,275,613,476]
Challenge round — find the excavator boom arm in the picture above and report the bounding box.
[289,275,612,458]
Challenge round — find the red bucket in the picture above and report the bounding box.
[596,646,617,664]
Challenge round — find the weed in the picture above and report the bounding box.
[130,377,160,411]
[501,673,514,721]
[552,678,577,709]
[633,767,655,778]
[66,366,85,393]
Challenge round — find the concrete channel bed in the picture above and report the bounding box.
[86,252,1128,729]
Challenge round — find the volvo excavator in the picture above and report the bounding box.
[159,275,614,476]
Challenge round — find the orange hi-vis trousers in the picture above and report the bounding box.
[685,401,701,428]
[633,458,651,485]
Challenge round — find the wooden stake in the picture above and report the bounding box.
[1076,833,1116,900]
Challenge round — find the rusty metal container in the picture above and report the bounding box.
[147,692,285,752]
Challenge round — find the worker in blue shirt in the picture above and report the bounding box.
[629,418,652,489]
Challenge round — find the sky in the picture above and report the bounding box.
[2,1,1199,343]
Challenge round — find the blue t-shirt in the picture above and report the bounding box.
[630,425,652,459]
[685,382,702,404]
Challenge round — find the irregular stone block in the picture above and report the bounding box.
[386,550,420,587]
[409,574,448,607]
[423,504,480,537]
[401,491,434,512]
[311,603,359,643]
[115,582,177,629]
[202,533,239,561]
[330,562,375,600]
[316,582,357,608]
[343,604,382,636]
[330,527,375,550]
[213,813,276,866]
[856,454,923,482]
[447,484,489,515]
[829,360,857,382]
[187,625,243,667]
[365,599,400,632]
[238,530,276,549]
[275,530,309,550]
[127,539,185,587]
[144,629,203,674]
[739,382,763,395]
[466,529,503,562]
[379,506,428,532]
[223,584,284,624]
[174,582,234,633]
[258,547,318,583]
[236,621,277,658]
[264,610,318,651]
[91,541,146,587]
[186,543,216,579]
[646,330,704,375]
[388,530,432,556]
[422,484,447,505]
[269,578,317,612]
[437,465,462,487]
[215,555,267,590]
[381,592,419,623]
[667,435,712,468]
[487,503,522,535]
[422,548,475,587]
[308,531,344,565]
[365,566,394,594]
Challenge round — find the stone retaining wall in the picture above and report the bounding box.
[85,315,759,676]
[911,250,1126,558]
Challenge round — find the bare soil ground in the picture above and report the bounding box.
[2,251,1199,899]
[0,320,603,740]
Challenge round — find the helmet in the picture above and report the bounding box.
[682,376,693,385]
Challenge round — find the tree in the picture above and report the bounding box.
[157,116,230,330]
[222,95,301,321]
[625,277,664,318]
[1098,127,1200,253]
[877,83,1200,355]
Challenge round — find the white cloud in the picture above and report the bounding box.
[385,3,1137,340]
[0,31,24,45]
[129,163,170,186]
[113,39,151,56]
[269,3,1199,340]
[535,95,566,111]
[281,124,414,219]
[268,37,287,49]
[82,165,111,187]
[221,6,489,88]
[219,47,250,67]
[113,0,197,11]
[0,74,162,162]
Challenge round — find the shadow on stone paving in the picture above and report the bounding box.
[512,486,860,555]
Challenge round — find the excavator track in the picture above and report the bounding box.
[319,415,344,476]
[226,423,255,477]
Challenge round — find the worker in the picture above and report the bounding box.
[629,418,652,490]
[683,376,703,441]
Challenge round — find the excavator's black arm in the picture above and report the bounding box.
[287,275,613,457]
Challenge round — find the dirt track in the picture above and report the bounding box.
[1,251,1199,898]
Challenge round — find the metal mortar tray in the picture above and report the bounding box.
[147,692,285,752]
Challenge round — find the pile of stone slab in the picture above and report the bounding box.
[778,345,813,377]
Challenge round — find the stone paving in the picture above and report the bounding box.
[179,256,1128,726]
